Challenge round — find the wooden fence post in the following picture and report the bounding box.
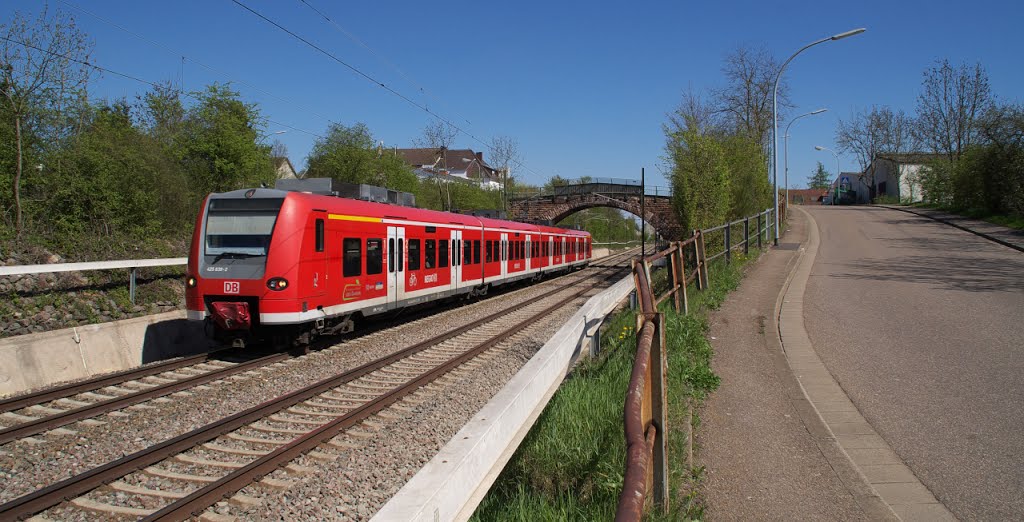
[677,242,688,315]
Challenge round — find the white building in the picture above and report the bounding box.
[864,154,937,203]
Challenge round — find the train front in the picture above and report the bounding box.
[185,188,292,346]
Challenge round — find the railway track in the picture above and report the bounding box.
[0,258,631,521]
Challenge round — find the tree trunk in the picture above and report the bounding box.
[14,113,23,238]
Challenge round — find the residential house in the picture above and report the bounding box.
[393,147,502,189]
[273,157,298,179]
[864,153,936,203]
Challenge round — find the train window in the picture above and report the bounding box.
[464,239,471,265]
[518,241,524,260]
[425,239,436,269]
[408,239,420,271]
[398,239,404,272]
[367,239,383,275]
[486,241,493,263]
[315,219,325,252]
[343,238,361,277]
[439,239,448,268]
[473,240,481,264]
[389,238,395,273]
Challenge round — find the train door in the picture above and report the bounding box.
[303,213,327,300]
[387,226,406,306]
[500,232,508,278]
[450,229,462,292]
[548,236,554,266]
[525,236,531,271]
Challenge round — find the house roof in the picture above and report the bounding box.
[393,147,500,180]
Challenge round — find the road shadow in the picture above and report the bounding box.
[828,253,1024,293]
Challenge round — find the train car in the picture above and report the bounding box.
[184,180,591,348]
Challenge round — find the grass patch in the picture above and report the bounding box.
[473,253,752,521]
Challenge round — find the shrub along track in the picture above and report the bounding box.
[0,254,633,520]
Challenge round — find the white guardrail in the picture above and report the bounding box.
[0,258,188,304]
[373,274,636,522]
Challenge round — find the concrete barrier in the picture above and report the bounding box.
[373,274,635,521]
[0,311,214,398]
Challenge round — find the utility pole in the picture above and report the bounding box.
[641,167,646,259]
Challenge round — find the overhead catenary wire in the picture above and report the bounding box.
[231,0,543,180]
[0,35,324,139]
[58,0,338,129]
[296,0,474,127]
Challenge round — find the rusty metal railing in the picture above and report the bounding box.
[616,207,776,521]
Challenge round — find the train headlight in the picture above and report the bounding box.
[267,277,289,291]
[186,276,197,288]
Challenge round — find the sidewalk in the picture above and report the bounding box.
[879,205,1024,252]
[695,212,894,521]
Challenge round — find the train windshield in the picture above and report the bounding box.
[204,198,284,257]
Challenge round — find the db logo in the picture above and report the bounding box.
[223,281,240,294]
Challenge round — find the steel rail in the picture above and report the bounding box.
[0,352,215,414]
[146,266,625,521]
[0,352,290,445]
[0,262,629,520]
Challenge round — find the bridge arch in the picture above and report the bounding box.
[509,191,684,240]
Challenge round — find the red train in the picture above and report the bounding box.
[185,180,592,348]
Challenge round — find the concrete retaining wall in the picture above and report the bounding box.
[0,311,214,397]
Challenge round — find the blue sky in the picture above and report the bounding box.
[6,0,1022,190]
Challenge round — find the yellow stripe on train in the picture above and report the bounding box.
[328,214,382,223]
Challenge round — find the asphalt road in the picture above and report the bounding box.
[801,206,1024,520]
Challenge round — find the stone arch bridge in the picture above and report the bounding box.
[508,181,684,240]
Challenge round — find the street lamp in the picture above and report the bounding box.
[814,145,840,205]
[784,108,827,205]
[772,27,865,244]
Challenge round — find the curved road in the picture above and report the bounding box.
[801,206,1024,520]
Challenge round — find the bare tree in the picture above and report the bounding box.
[1,6,94,237]
[413,119,457,149]
[915,59,993,161]
[711,45,791,149]
[487,135,519,210]
[836,106,919,198]
[270,138,288,159]
[666,86,720,137]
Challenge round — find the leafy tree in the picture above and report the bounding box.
[1,6,94,237]
[723,134,771,218]
[667,126,731,232]
[808,161,831,189]
[176,83,275,195]
[41,100,190,246]
[305,122,418,193]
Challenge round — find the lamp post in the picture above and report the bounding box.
[784,108,827,206]
[814,145,840,205]
[772,28,865,245]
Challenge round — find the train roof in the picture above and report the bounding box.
[209,188,589,237]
